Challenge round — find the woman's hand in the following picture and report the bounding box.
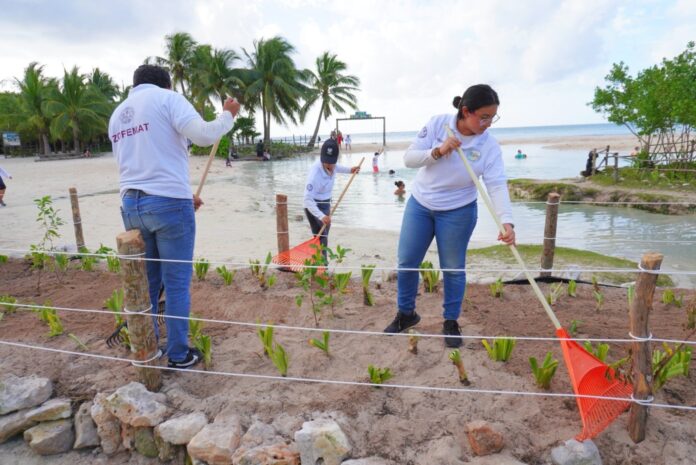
[193,195,204,211]
[321,215,331,226]
[498,223,515,245]
[437,136,462,157]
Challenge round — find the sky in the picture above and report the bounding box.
[0,0,694,137]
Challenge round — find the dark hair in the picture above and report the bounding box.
[133,64,171,89]
[394,181,405,187]
[453,84,500,118]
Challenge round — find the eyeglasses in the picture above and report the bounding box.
[476,113,500,126]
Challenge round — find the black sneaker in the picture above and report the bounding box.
[167,348,202,369]
[443,320,463,348]
[383,311,421,333]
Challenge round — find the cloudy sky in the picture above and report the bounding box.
[1,0,693,136]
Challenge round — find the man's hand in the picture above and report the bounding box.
[193,195,204,211]
[223,98,241,118]
[498,223,516,245]
[321,215,331,226]
[350,165,361,174]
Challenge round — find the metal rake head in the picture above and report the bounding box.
[105,322,129,348]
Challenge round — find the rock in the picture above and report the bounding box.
[232,442,300,465]
[154,432,179,462]
[121,423,135,450]
[25,398,72,422]
[155,411,208,445]
[187,411,243,465]
[466,421,504,456]
[240,420,281,448]
[23,419,74,455]
[0,409,36,444]
[73,401,100,449]
[0,374,53,415]
[468,453,530,465]
[422,436,463,464]
[550,439,602,465]
[294,419,351,465]
[105,382,169,427]
[91,393,122,455]
[342,458,391,465]
[134,427,159,458]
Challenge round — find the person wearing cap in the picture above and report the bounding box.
[382,84,515,348]
[303,130,360,260]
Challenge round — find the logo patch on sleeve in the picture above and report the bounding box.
[307,184,313,192]
[418,126,428,138]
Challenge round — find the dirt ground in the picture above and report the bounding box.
[1,258,695,465]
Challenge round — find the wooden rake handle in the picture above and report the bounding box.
[444,126,561,329]
[194,138,222,198]
[316,157,365,238]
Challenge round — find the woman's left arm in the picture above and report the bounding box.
[483,147,515,244]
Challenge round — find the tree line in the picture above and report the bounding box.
[0,32,361,155]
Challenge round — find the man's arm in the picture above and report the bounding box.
[181,98,240,146]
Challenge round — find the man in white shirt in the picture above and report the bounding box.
[0,165,11,206]
[109,64,240,369]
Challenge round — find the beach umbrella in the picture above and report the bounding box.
[445,126,632,440]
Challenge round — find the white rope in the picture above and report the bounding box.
[5,302,696,346]
[628,332,654,342]
[4,247,695,275]
[1,339,694,412]
[123,304,153,315]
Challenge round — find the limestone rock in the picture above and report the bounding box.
[0,409,36,444]
[551,439,602,465]
[134,427,159,458]
[467,421,504,456]
[232,442,300,465]
[25,398,72,422]
[73,401,100,449]
[0,374,53,415]
[342,458,392,465]
[23,419,74,455]
[294,419,351,465]
[187,411,243,465]
[468,453,530,465]
[91,393,122,455]
[121,423,135,450]
[105,382,168,427]
[155,411,208,445]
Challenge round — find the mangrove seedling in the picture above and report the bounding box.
[361,265,376,306]
[270,342,289,377]
[482,337,516,362]
[250,252,276,289]
[686,297,696,330]
[29,195,65,293]
[79,248,96,272]
[407,329,420,355]
[105,288,129,348]
[216,265,236,285]
[367,365,393,386]
[661,289,683,308]
[0,255,7,264]
[529,352,559,389]
[419,261,440,293]
[449,349,470,385]
[309,331,330,356]
[569,319,581,336]
[582,341,609,362]
[38,302,64,337]
[53,253,69,273]
[546,282,564,305]
[567,279,577,297]
[96,244,120,273]
[0,295,17,314]
[193,258,210,281]
[295,247,334,325]
[652,343,692,390]
[189,313,212,368]
[593,289,604,312]
[627,284,635,308]
[333,272,352,295]
[257,324,275,357]
[68,333,89,351]
[489,277,504,299]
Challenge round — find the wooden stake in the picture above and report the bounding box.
[613,153,619,183]
[540,193,561,277]
[276,194,289,255]
[69,187,85,251]
[116,230,161,392]
[628,252,663,443]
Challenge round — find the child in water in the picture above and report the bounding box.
[394,180,406,197]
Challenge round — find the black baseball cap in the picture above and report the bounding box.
[320,139,339,164]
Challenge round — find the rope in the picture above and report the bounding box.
[1,339,694,412]
[5,302,695,346]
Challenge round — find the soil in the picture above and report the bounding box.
[1,259,695,465]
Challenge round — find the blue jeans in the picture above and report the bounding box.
[305,199,331,261]
[397,196,477,320]
[121,190,195,362]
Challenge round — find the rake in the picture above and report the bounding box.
[445,126,632,440]
[273,157,365,271]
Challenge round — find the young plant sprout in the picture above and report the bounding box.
[593,290,604,312]
[215,265,236,285]
[361,265,376,306]
[96,244,120,273]
[38,301,63,337]
[333,272,352,295]
[661,289,683,308]
[270,343,289,377]
[419,261,440,293]
[567,279,577,297]
[0,295,17,313]
[257,324,274,357]
[489,277,504,298]
[546,282,564,305]
[482,337,516,362]
[569,319,581,336]
[54,253,70,273]
[407,329,420,354]
[309,331,330,356]
[194,258,210,281]
[627,284,635,307]
[367,365,393,386]
[449,349,470,385]
[652,343,692,390]
[80,248,96,272]
[529,352,559,389]
[583,341,609,362]
[188,314,212,368]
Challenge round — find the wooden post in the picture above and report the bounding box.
[540,193,561,277]
[591,151,597,175]
[613,153,619,183]
[276,194,289,255]
[69,187,85,251]
[116,230,161,392]
[628,252,663,443]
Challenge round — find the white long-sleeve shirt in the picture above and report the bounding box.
[405,113,513,224]
[109,83,234,199]
[0,166,11,180]
[303,159,351,220]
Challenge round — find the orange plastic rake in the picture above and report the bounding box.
[273,157,365,271]
[445,127,632,439]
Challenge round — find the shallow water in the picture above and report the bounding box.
[237,147,695,286]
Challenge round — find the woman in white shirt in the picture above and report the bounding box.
[383,84,516,347]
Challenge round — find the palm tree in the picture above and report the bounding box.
[301,52,360,148]
[44,66,112,153]
[88,68,119,101]
[14,62,53,155]
[189,45,244,115]
[152,32,197,96]
[243,36,308,147]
